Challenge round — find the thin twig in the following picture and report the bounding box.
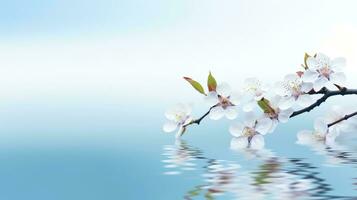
[290,88,357,118]
[183,105,218,128]
[328,111,357,128]
[183,88,357,130]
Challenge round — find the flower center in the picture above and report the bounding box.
[175,113,189,125]
[319,66,331,78]
[313,131,327,141]
[284,79,302,98]
[242,127,256,137]
[218,96,232,109]
[174,113,184,121]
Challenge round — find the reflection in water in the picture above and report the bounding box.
[162,140,205,175]
[230,143,276,160]
[287,159,352,200]
[162,140,357,199]
[324,146,357,166]
[297,137,357,167]
[296,139,357,200]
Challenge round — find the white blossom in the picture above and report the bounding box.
[242,78,270,112]
[302,53,346,91]
[274,73,313,109]
[229,112,272,149]
[297,106,355,147]
[262,96,294,133]
[205,83,241,120]
[297,118,339,146]
[163,103,193,138]
[324,106,351,133]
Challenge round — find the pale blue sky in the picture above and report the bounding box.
[1,0,357,104]
[0,3,356,200]
[0,0,189,38]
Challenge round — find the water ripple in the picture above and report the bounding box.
[162,140,357,199]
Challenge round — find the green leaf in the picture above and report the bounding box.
[303,52,310,69]
[207,71,217,92]
[257,98,275,114]
[183,77,206,95]
[253,160,280,186]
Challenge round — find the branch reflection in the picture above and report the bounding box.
[162,140,356,199]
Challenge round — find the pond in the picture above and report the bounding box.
[0,104,356,200]
[157,119,357,200]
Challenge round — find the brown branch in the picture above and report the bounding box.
[182,88,357,131]
[290,88,357,118]
[328,111,357,128]
[183,105,218,128]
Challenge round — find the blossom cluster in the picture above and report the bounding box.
[163,53,354,149]
[297,106,355,146]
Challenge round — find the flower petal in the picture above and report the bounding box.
[182,104,192,115]
[250,134,265,149]
[285,73,299,81]
[314,118,328,135]
[297,130,314,145]
[296,94,313,107]
[300,82,313,93]
[279,96,295,110]
[163,121,178,132]
[165,103,191,120]
[229,91,242,105]
[183,116,193,126]
[205,92,219,106]
[229,122,245,137]
[269,95,282,108]
[230,136,248,150]
[315,53,330,66]
[243,111,257,127]
[224,106,238,120]
[255,117,273,135]
[165,108,177,121]
[326,128,340,145]
[329,72,346,86]
[302,69,319,82]
[325,135,336,146]
[278,108,293,123]
[274,81,288,96]
[175,127,185,138]
[209,106,225,120]
[268,119,279,133]
[217,82,231,97]
[313,76,328,91]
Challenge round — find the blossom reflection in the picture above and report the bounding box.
[162,141,353,199]
[162,140,204,175]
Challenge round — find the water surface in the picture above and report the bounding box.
[0,103,356,199]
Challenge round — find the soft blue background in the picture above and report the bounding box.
[1,0,357,199]
[0,97,356,199]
